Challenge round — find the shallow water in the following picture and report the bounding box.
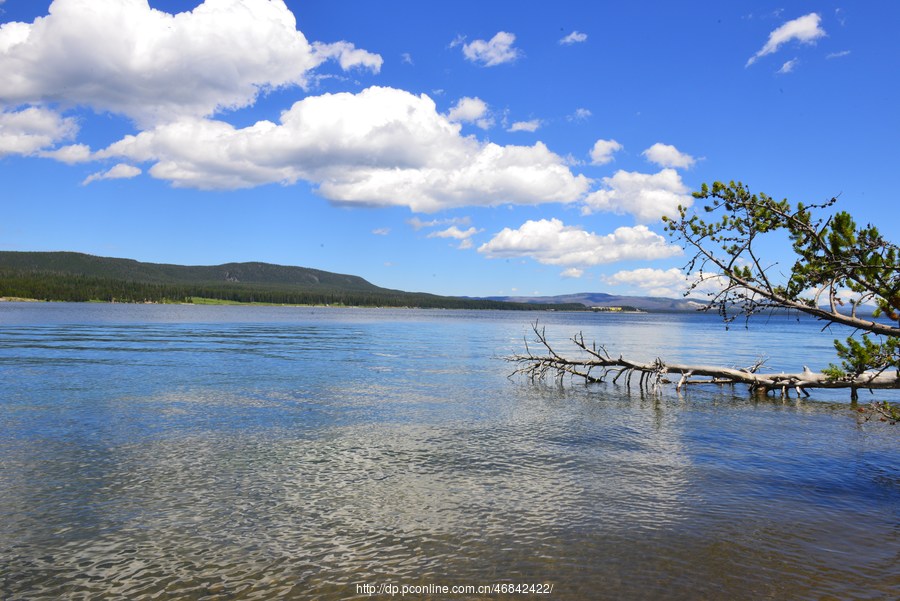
[1,304,898,600]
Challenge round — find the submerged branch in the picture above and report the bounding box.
[507,323,900,399]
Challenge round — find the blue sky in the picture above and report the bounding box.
[1,1,898,298]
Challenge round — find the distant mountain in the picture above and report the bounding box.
[486,291,883,317]
[0,251,586,311]
[484,292,707,312]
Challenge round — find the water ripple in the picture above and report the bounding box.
[1,305,898,600]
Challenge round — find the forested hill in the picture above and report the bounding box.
[0,251,381,290]
[0,251,585,311]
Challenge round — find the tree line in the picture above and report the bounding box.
[0,268,583,311]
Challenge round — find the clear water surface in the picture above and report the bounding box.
[1,303,898,600]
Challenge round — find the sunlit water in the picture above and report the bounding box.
[1,303,898,600]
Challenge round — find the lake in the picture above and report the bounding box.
[1,303,898,600]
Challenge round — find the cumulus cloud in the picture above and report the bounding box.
[447,96,493,129]
[826,50,850,59]
[508,120,541,133]
[82,163,142,185]
[478,218,681,266]
[428,226,480,240]
[428,225,481,249]
[641,143,696,169]
[582,168,692,223]
[605,267,727,297]
[462,32,521,66]
[0,107,77,156]
[311,41,383,72]
[0,0,381,126]
[95,86,590,211]
[0,4,590,215]
[589,138,623,165]
[559,31,587,45]
[746,13,825,67]
[39,143,92,164]
[604,267,688,297]
[561,267,584,278]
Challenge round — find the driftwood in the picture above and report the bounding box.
[507,323,900,400]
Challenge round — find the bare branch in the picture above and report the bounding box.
[507,323,900,398]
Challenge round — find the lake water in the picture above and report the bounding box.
[1,303,898,600]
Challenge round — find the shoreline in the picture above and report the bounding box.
[0,297,597,312]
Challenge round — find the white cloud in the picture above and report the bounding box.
[1,4,591,214]
[826,50,850,59]
[605,267,727,298]
[0,107,77,156]
[401,52,414,64]
[590,138,623,165]
[478,218,681,266]
[604,267,688,297]
[777,58,798,74]
[428,225,481,249]
[508,119,541,133]
[562,153,583,167]
[311,41,383,72]
[95,86,591,211]
[462,31,521,67]
[408,217,432,230]
[583,168,692,223]
[746,13,826,67]
[314,138,587,212]
[82,163,141,185]
[559,31,587,45]
[407,216,472,231]
[560,267,584,278]
[813,287,878,308]
[568,108,592,121]
[835,8,846,27]
[0,0,381,126]
[641,143,696,169]
[372,227,390,236]
[39,143,92,164]
[427,226,479,240]
[447,96,493,129]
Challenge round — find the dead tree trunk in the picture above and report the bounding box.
[507,323,900,398]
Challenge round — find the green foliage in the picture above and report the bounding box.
[664,181,900,381]
[0,253,586,312]
[880,401,900,423]
[825,335,900,380]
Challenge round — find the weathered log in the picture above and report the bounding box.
[507,323,900,398]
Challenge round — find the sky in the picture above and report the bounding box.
[1,1,898,299]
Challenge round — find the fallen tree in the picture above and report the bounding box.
[509,323,899,398]
[508,181,900,409]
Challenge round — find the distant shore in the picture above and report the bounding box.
[0,297,593,311]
